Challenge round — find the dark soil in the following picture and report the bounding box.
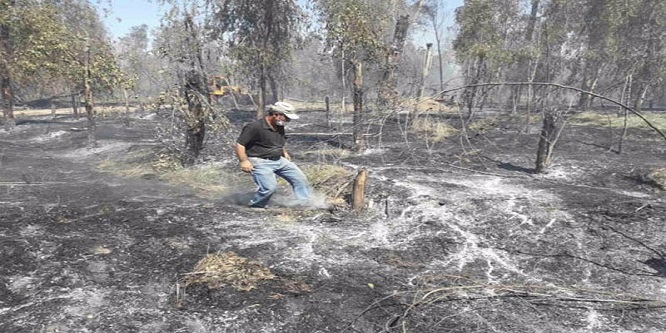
[1,109,665,332]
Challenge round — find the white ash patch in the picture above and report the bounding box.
[617,190,654,198]
[27,130,68,143]
[8,276,37,294]
[584,308,606,331]
[386,172,570,281]
[61,141,134,158]
[536,163,584,180]
[47,287,111,319]
[362,148,388,156]
[19,225,45,238]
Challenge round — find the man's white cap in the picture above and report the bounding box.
[269,101,299,120]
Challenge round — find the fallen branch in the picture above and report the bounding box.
[289,132,353,136]
[602,225,665,259]
[359,282,666,332]
[0,182,68,186]
[506,248,657,277]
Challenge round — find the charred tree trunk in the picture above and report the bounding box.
[71,92,79,117]
[578,66,600,109]
[508,85,522,115]
[433,17,444,93]
[83,41,96,147]
[0,5,15,127]
[50,98,56,118]
[618,75,632,154]
[183,70,206,166]
[464,56,485,122]
[181,14,210,166]
[84,82,95,147]
[257,0,275,118]
[123,88,131,127]
[413,43,433,121]
[1,77,14,127]
[325,95,331,129]
[268,74,279,105]
[258,62,267,118]
[535,110,558,173]
[377,15,410,108]
[352,61,364,153]
[525,0,540,42]
[340,48,347,119]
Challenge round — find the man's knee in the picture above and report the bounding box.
[258,182,278,194]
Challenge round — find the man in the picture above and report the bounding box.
[235,102,312,208]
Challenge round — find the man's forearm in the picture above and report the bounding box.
[235,144,249,162]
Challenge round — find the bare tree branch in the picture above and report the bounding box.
[436,82,666,140]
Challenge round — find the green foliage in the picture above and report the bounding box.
[208,0,305,102]
[1,0,70,82]
[0,0,131,102]
[152,88,230,164]
[453,0,666,121]
[453,0,523,64]
[117,25,169,98]
[312,0,389,63]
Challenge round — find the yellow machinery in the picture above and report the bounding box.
[210,76,243,97]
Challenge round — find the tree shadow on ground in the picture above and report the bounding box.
[574,139,618,153]
[644,258,666,277]
[497,162,535,174]
[15,118,59,125]
[624,174,663,190]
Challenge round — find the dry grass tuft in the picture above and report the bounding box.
[410,117,458,142]
[151,152,183,172]
[182,252,276,291]
[571,111,666,129]
[99,147,354,201]
[97,159,155,178]
[303,148,351,162]
[92,246,112,255]
[97,149,251,198]
[97,150,160,178]
[399,98,458,114]
[468,116,500,133]
[301,164,354,201]
[279,278,313,294]
[647,167,666,190]
[160,165,247,198]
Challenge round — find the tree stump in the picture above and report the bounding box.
[352,167,368,211]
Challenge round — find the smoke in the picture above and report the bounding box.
[220,190,332,210]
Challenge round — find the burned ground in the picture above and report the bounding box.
[0,109,665,332]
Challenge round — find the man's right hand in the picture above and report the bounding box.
[240,160,254,173]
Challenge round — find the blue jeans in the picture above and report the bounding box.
[248,157,312,208]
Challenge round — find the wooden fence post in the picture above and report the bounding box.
[325,95,330,128]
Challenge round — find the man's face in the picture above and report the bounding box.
[273,113,290,127]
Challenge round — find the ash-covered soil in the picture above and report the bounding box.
[1,109,665,333]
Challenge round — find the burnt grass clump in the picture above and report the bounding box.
[1,109,665,332]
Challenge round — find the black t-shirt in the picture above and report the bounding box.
[236,118,286,159]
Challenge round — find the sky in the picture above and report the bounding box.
[97,0,166,41]
[98,0,463,43]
